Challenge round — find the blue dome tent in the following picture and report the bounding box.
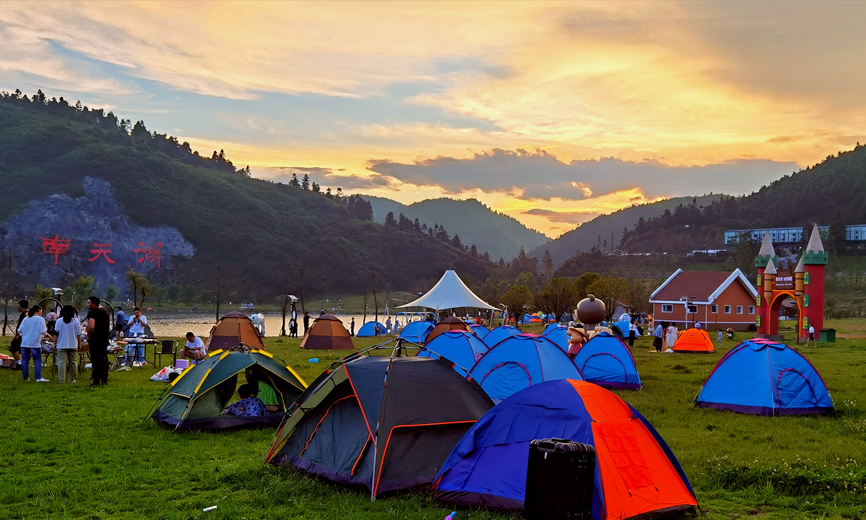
[356,321,387,337]
[695,339,834,415]
[418,331,489,376]
[573,332,641,390]
[469,334,582,401]
[482,325,520,348]
[433,380,698,518]
[399,321,434,344]
[467,323,489,339]
[542,322,562,335]
[541,324,569,351]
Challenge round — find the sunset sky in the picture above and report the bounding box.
[2,1,865,236]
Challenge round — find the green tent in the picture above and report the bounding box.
[150,348,307,431]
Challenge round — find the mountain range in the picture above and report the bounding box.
[530,195,723,268]
[363,195,548,261]
[0,91,490,300]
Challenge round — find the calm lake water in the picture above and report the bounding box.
[138,309,422,338]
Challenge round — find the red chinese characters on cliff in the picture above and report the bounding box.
[39,238,165,267]
[89,243,116,264]
[134,242,162,268]
[41,236,71,265]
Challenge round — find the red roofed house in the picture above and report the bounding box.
[649,269,758,331]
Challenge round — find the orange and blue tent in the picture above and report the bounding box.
[433,380,698,518]
[673,328,715,353]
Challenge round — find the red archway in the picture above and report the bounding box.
[767,291,801,337]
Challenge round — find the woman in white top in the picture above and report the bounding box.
[665,323,679,349]
[18,305,48,382]
[54,305,82,383]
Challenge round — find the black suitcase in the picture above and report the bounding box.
[524,438,596,520]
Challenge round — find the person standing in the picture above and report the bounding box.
[717,329,723,344]
[665,322,679,350]
[54,305,81,384]
[303,312,310,335]
[653,321,664,352]
[19,304,49,382]
[115,306,126,331]
[86,296,110,387]
[628,319,638,347]
[350,317,355,337]
[385,317,392,335]
[125,307,148,365]
[808,324,816,346]
[9,300,28,370]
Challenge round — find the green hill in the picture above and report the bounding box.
[0,91,490,300]
[529,195,723,268]
[363,196,548,261]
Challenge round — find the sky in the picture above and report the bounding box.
[2,1,866,237]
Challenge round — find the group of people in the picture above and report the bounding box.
[10,296,113,386]
[652,321,682,352]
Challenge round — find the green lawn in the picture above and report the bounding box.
[1,323,864,519]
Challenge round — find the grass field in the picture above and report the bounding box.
[1,320,864,520]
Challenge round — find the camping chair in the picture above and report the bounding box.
[77,343,90,375]
[154,340,178,368]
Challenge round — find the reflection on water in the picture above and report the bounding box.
[141,309,409,338]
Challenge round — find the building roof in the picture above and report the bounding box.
[806,223,825,253]
[757,231,776,257]
[399,270,498,311]
[763,258,777,275]
[650,268,757,304]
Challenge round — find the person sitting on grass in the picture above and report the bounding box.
[222,384,266,417]
[180,332,206,361]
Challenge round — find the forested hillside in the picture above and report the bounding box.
[529,195,722,268]
[618,146,866,254]
[0,90,490,300]
[364,196,548,261]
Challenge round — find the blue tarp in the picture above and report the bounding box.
[482,325,521,348]
[573,332,641,390]
[418,330,489,376]
[468,334,582,401]
[696,339,834,415]
[399,321,434,344]
[356,321,386,337]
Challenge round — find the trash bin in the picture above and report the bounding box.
[819,329,836,343]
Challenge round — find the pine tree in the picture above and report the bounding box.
[302,174,310,190]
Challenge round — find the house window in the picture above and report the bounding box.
[711,305,718,313]
[661,304,673,313]
[737,305,744,314]
[724,305,732,314]
[748,306,755,314]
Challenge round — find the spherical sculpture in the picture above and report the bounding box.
[576,294,606,326]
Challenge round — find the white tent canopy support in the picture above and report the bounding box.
[398,270,498,312]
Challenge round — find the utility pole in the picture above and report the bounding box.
[281,262,292,336]
[215,266,220,322]
[2,253,12,336]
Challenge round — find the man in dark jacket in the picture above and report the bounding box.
[86,296,110,386]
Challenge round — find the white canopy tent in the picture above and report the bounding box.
[398,270,498,311]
